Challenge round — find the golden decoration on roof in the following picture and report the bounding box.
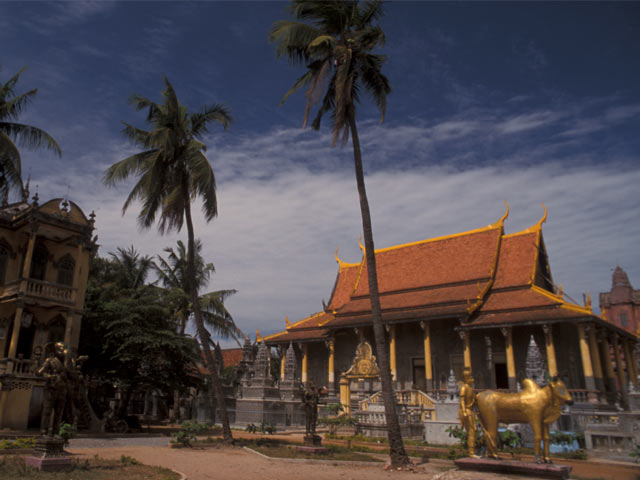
[285,316,291,329]
[255,329,262,343]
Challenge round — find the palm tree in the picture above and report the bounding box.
[0,67,61,198]
[103,77,234,442]
[269,0,409,466]
[109,245,153,291]
[154,239,243,342]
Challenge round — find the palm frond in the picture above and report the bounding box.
[0,89,37,121]
[0,122,62,156]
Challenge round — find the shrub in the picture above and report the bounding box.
[171,420,207,447]
[58,423,77,447]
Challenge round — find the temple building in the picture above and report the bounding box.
[264,205,638,411]
[0,195,97,429]
[600,266,640,336]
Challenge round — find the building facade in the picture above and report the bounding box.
[265,205,638,411]
[0,196,96,429]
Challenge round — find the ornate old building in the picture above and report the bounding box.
[0,195,96,429]
[600,266,640,336]
[264,205,638,411]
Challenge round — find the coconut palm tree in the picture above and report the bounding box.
[109,245,153,291]
[269,0,408,466]
[0,67,61,198]
[155,239,243,343]
[103,77,234,442]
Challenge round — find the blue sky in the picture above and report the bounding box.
[2,1,639,345]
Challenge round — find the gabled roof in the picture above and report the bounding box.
[265,204,628,345]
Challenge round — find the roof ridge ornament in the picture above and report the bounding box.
[335,247,348,269]
[285,316,291,329]
[358,234,365,253]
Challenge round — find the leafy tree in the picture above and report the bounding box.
[103,77,234,442]
[269,0,408,466]
[80,253,200,419]
[0,67,61,198]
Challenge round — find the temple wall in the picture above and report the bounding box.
[430,319,463,389]
[554,323,583,389]
[307,341,327,387]
[334,329,360,376]
[395,322,423,388]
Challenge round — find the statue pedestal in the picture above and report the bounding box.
[25,436,71,472]
[298,435,327,454]
[454,457,571,479]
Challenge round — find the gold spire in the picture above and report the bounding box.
[256,329,262,343]
[285,316,291,329]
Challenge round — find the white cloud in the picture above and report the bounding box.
[33,121,640,346]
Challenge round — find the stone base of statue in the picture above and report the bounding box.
[454,457,571,479]
[25,436,71,472]
[297,434,327,454]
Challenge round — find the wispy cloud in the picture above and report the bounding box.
[22,1,115,35]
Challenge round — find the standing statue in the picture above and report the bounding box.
[302,382,321,437]
[476,377,573,464]
[458,368,479,458]
[37,342,68,437]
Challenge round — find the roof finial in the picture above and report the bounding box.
[584,292,592,311]
[335,247,348,268]
[255,329,262,343]
[22,171,30,202]
[32,187,39,207]
[358,234,365,253]
[285,316,291,329]
[535,203,548,229]
[499,200,510,224]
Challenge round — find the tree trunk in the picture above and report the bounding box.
[348,111,409,467]
[183,186,233,443]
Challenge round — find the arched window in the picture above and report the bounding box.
[57,254,75,286]
[30,244,48,281]
[0,243,9,285]
[48,315,66,344]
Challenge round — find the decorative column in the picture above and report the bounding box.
[280,345,286,382]
[613,334,628,407]
[623,338,638,387]
[542,325,558,378]
[599,333,618,401]
[459,330,471,372]
[501,327,517,391]
[20,226,37,286]
[387,324,397,383]
[420,321,433,390]
[339,375,350,414]
[588,326,606,395]
[301,343,308,385]
[576,324,597,403]
[7,301,25,363]
[327,338,335,394]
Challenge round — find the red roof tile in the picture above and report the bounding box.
[327,263,359,310]
[221,348,243,368]
[493,232,538,288]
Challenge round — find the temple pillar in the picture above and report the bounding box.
[577,324,597,403]
[339,375,350,415]
[21,229,37,282]
[459,330,471,372]
[613,334,628,407]
[327,338,335,394]
[280,346,286,382]
[599,333,618,401]
[301,343,308,385]
[623,338,638,387]
[7,302,25,363]
[542,325,558,378]
[501,327,517,390]
[420,321,433,390]
[588,325,606,395]
[388,325,397,383]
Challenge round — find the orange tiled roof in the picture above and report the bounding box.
[265,205,617,344]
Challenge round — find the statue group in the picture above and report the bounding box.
[37,341,88,438]
[458,367,574,464]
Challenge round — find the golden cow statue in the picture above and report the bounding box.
[476,377,573,464]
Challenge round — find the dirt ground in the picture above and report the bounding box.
[67,441,640,480]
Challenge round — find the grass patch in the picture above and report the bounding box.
[0,455,180,479]
[0,438,36,450]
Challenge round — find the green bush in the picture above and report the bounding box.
[171,420,207,447]
[0,437,36,450]
[629,444,640,463]
[58,423,77,447]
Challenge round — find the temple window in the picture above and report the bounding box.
[619,312,628,327]
[57,254,75,286]
[30,244,48,281]
[0,243,9,285]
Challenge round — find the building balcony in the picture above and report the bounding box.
[0,278,76,306]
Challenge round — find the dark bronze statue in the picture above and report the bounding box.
[301,382,328,439]
[37,342,68,437]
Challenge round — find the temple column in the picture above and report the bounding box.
[21,227,37,286]
[542,325,558,378]
[623,338,638,387]
[599,333,618,402]
[420,321,433,390]
[588,325,606,395]
[577,324,597,403]
[301,343,308,385]
[339,375,350,415]
[7,302,25,364]
[327,338,335,394]
[387,325,397,383]
[501,327,517,390]
[280,345,286,382]
[613,334,628,407]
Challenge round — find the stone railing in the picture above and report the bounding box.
[359,389,436,423]
[360,389,436,410]
[0,357,40,377]
[568,388,601,404]
[25,279,75,304]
